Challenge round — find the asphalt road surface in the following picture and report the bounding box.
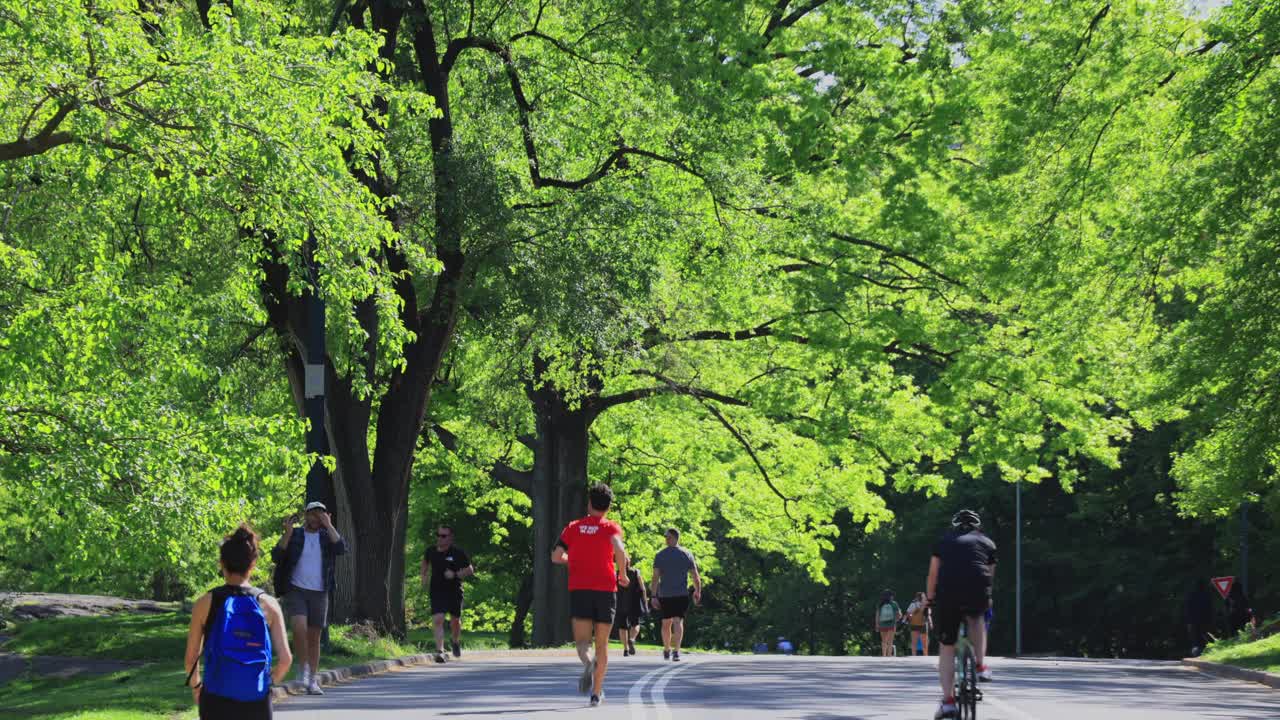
[275,653,1277,719]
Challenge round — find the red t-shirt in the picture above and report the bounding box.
[558,515,623,592]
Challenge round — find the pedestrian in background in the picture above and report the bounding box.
[875,590,902,657]
[1184,579,1213,656]
[614,565,647,656]
[650,528,703,662]
[272,502,347,695]
[906,591,932,656]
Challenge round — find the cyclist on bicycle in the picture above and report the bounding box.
[927,509,997,719]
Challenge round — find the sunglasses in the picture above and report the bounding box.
[437,533,451,538]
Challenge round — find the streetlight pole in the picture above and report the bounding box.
[1241,501,1250,596]
[304,234,332,647]
[1016,478,1023,657]
[304,234,328,504]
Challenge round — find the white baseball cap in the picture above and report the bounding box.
[304,501,327,513]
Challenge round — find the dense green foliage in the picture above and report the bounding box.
[0,0,1276,658]
[0,0,393,596]
[685,423,1278,659]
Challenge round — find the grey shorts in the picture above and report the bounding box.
[285,588,329,628]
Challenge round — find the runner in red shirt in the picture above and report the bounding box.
[552,483,630,707]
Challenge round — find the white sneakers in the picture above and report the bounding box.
[978,665,994,682]
[934,700,958,719]
[299,664,324,695]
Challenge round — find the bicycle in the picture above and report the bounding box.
[953,622,981,719]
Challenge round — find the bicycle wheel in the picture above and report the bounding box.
[958,646,978,720]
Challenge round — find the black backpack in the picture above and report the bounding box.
[272,529,297,596]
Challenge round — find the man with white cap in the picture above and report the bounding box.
[272,501,347,695]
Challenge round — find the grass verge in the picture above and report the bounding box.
[1200,630,1280,675]
[0,612,196,720]
[0,665,197,720]
[0,612,447,720]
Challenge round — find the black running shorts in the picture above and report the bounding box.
[199,691,271,720]
[570,590,617,625]
[658,595,691,619]
[933,594,990,646]
[430,591,463,617]
[613,612,642,631]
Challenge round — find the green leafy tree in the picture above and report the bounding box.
[0,0,393,595]
[422,0,1180,645]
[940,0,1278,519]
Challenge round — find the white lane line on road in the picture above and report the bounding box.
[629,663,681,720]
[985,695,1045,720]
[652,661,693,720]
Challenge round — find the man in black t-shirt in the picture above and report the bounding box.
[420,525,475,663]
[927,509,997,720]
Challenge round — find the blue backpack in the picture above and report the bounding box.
[193,585,272,702]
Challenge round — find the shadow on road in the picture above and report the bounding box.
[275,655,1279,719]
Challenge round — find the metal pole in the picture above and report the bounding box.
[304,234,332,648]
[304,234,328,504]
[1016,478,1023,657]
[1241,502,1249,596]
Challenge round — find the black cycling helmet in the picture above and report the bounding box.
[952,509,981,529]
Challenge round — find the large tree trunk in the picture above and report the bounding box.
[511,573,534,647]
[294,3,461,637]
[328,468,358,623]
[528,362,592,646]
[356,332,449,636]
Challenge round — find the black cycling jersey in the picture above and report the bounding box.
[932,529,996,602]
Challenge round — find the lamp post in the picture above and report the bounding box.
[1016,478,1023,657]
[1241,501,1249,596]
[304,234,328,504]
[304,234,332,646]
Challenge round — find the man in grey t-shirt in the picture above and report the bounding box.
[649,528,702,661]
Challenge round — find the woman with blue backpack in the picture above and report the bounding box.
[184,524,292,719]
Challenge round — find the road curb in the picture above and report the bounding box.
[269,648,583,701]
[271,653,436,701]
[1182,658,1280,689]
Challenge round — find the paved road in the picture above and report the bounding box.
[276,653,1276,719]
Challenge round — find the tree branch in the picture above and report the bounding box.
[704,402,797,519]
[508,29,631,70]
[763,0,830,44]
[624,371,797,519]
[589,372,750,418]
[1051,3,1112,110]
[430,424,532,496]
[882,339,956,368]
[440,35,703,191]
[829,232,966,288]
[675,320,810,345]
[0,101,79,162]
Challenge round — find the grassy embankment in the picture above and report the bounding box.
[1200,624,1280,675]
[0,612,509,720]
